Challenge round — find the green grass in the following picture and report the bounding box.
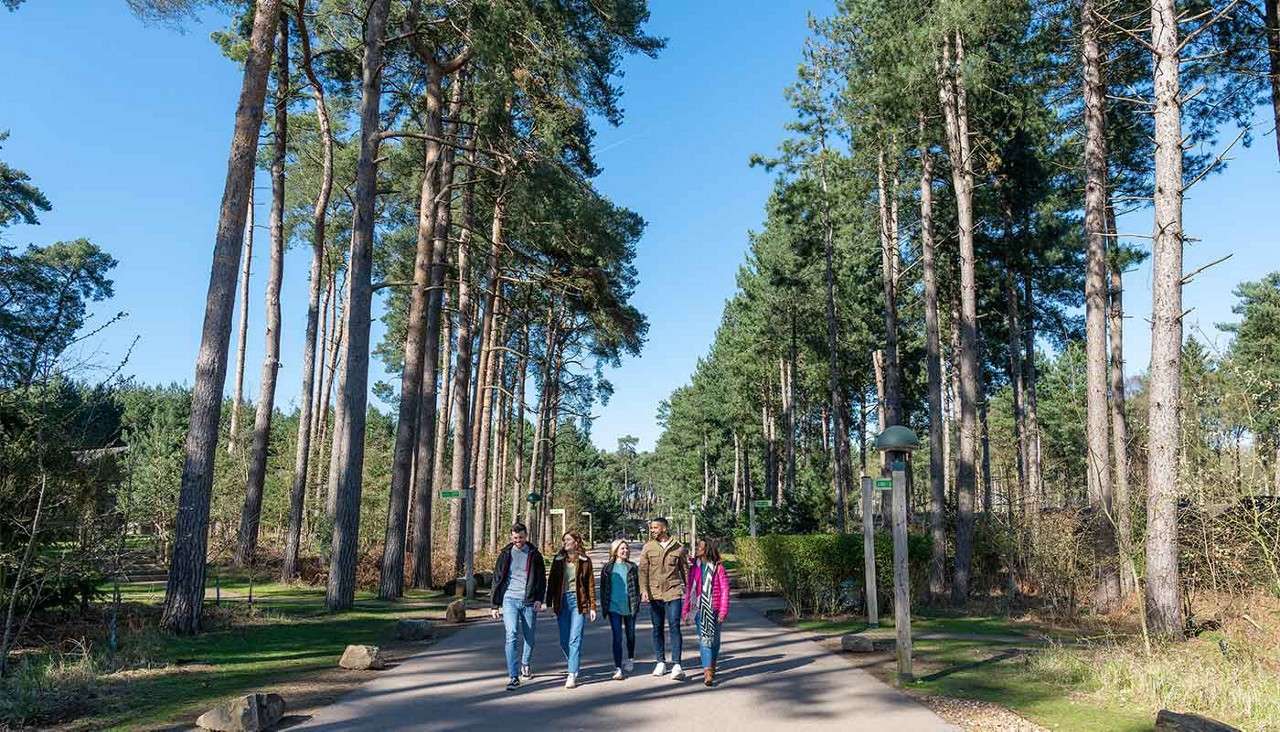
[80,574,451,730]
[791,610,1053,639]
[775,611,1153,730]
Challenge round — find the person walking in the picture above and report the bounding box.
[600,538,640,680]
[683,538,730,687]
[638,516,688,680]
[546,530,597,689]
[490,522,546,691]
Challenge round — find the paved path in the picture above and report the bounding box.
[297,545,953,731]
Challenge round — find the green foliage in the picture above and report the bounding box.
[735,532,932,617]
[0,130,51,229]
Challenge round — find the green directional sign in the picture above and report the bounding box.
[752,500,772,509]
[874,478,893,490]
[440,490,461,499]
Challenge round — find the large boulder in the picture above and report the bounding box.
[840,634,877,653]
[445,599,467,623]
[1154,711,1239,732]
[195,693,285,731]
[397,618,436,641]
[338,644,385,670]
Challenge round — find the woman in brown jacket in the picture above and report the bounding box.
[546,531,597,688]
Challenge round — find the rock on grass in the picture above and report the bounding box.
[195,693,285,731]
[338,645,385,670]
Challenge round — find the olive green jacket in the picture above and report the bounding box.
[637,538,688,602]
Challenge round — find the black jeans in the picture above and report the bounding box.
[648,598,683,664]
[608,611,636,667]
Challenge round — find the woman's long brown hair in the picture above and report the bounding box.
[562,531,586,560]
[698,538,721,563]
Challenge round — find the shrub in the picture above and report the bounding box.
[735,532,932,617]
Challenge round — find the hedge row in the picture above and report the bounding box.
[734,532,932,617]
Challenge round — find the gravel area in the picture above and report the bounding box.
[916,696,1047,731]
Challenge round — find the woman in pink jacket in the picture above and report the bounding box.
[683,538,730,686]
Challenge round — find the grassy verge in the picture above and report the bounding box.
[767,605,1279,731]
[2,570,453,730]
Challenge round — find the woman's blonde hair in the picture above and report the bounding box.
[609,538,630,562]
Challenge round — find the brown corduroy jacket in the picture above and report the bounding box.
[545,552,597,614]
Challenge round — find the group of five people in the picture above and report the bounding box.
[490,517,731,690]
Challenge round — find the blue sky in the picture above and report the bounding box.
[2,1,1277,452]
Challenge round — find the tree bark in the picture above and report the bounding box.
[920,120,947,602]
[1023,274,1043,519]
[380,65,446,600]
[1108,234,1136,596]
[472,194,506,555]
[448,145,479,583]
[229,188,254,455]
[1083,0,1121,611]
[325,0,392,613]
[939,31,980,606]
[1266,0,1280,163]
[1145,0,1186,637]
[235,16,289,569]
[877,149,903,427]
[161,0,283,635]
[284,3,334,582]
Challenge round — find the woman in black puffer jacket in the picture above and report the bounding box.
[600,539,641,679]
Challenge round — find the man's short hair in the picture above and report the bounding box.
[510,522,528,535]
[649,517,669,528]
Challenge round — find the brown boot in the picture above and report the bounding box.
[704,665,715,687]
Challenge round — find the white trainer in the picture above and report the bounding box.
[670,663,685,680]
[623,657,635,673]
[520,664,532,680]
[612,667,624,681]
[652,661,667,677]
[565,673,577,689]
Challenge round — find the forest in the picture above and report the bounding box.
[1,0,1279,728]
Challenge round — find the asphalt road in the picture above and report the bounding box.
[295,544,953,731]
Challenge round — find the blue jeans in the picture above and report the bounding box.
[648,598,683,664]
[695,611,722,668]
[502,595,536,679]
[608,611,636,668]
[556,592,585,675]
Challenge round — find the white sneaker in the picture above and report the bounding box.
[623,658,634,673]
[612,667,624,681]
[670,663,685,680]
[520,664,532,680]
[652,661,667,677]
[565,673,577,689]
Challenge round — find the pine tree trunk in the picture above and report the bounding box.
[229,189,254,455]
[920,121,947,602]
[325,0,392,613]
[472,196,505,555]
[1005,270,1029,512]
[381,66,446,600]
[1022,274,1043,518]
[510,336,528,528]
[940,31,980,606]
[1108,233,1136,596]
[448,146,479,583]
[1266,0,1280,163]
[325,257,351,520]
[876,149,903,427]
[1145,0,1186,637]
[284,4,332,581]
[161,0,283,635]
[236,18,289,569]
[1082,0,1120,611]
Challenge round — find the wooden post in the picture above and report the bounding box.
[862,474,879,626]
[891,456,913,681]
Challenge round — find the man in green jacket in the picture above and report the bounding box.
[637,517,688,680]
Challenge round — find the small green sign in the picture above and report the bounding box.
[752,500,772,508]
[440,489,462,499]
[874,478,893,490]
